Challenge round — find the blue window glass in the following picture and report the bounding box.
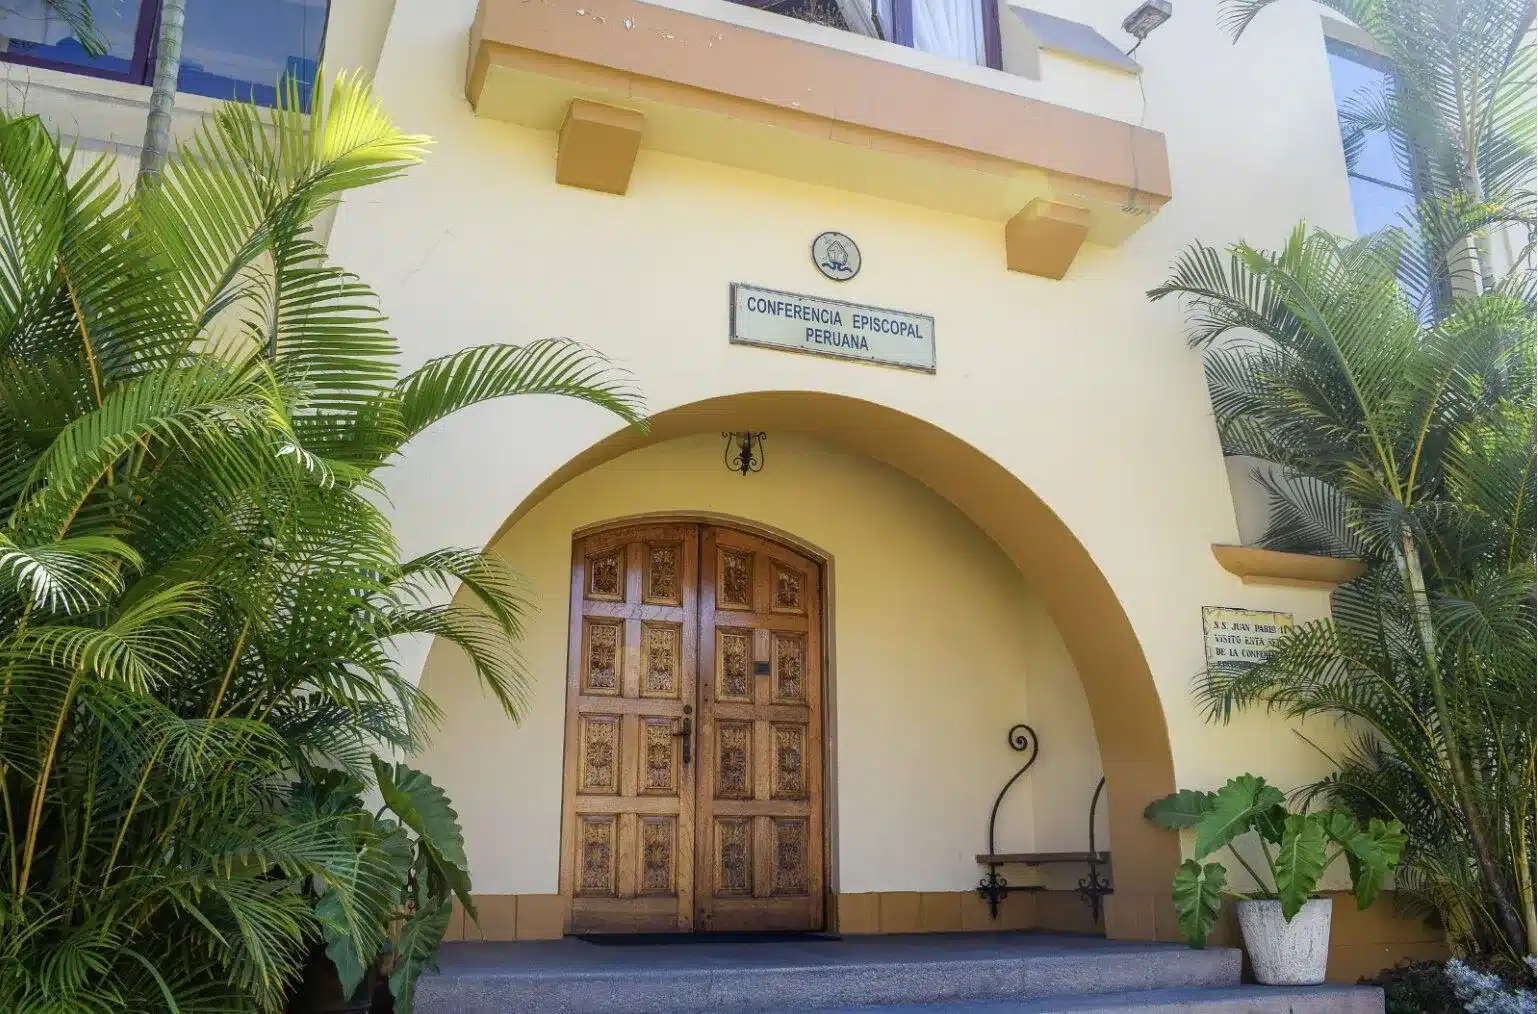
[0,0,147,79]
[1346,175,1417,236]
[177,0,328,110]
[1325,37,1419,236]
[0,0,327,109]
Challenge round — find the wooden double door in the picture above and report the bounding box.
[560,522,825,933]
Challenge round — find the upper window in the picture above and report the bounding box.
[876,0,997,66]
[752,0,1002,68]
[0,0,328,109]
[1325,37,1418,236]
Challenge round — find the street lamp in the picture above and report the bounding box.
[1122,0,1171,50]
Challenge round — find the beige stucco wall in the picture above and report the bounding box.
[415,433,1105,895]
[321,0,1367,911]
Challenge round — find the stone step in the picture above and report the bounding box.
[771,985,1384,1013]
[415,933,1246,1014]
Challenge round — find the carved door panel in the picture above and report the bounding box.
[561,524,698,933]
[695,526,824,931]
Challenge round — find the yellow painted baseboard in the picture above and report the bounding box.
[832,890,1099,935]
[451,894,565,941]
[449,890,1098,940]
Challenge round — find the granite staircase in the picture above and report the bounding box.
[414,932,1383,1014]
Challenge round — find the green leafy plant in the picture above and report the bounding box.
[0,72,643,1013]
[1171,0,1535,969]
[291,760,474,1012]
[1149,218,1534,966]
[1146,775,1406,947]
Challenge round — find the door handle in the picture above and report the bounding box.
[676,716,693,765]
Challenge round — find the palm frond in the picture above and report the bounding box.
[0,533,141,614]
[381,602,529,723]
[394,338,646,444]
[394,547,531,642]
[1217,0,1284,40]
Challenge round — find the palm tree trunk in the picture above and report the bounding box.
[1444,164,1491,299]
[1399,529,1528,956]
[137,0,187,189]
[1461,165,1497,292]
[1514,794,1537,956]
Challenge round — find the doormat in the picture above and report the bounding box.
[574,931,841,946]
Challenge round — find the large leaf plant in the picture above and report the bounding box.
[1147,775,1407,947]
[291,760,475,1011]
[1149,217,1534,965]
[0,73,643,1012]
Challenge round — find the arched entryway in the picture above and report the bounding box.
[472,392,1181,942]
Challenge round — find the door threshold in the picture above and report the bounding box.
[573,931,842,946]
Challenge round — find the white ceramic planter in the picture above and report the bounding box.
[1236,897,1332,985]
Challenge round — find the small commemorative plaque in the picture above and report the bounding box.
[1202,606,1295,667]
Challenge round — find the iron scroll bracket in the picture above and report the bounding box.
[1077,776,1111,923]
[986,724,1039,858]
[976,724,1040,919]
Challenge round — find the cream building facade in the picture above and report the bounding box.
[1,0,1446,978]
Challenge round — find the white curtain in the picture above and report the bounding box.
[910,0,985,64]
[874,0,895,42]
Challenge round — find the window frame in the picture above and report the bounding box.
[0,1,160,85]
[0,1,331,107]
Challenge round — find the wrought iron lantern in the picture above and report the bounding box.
[722,431,766,476]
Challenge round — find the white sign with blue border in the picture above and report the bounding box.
[729,283,935,373]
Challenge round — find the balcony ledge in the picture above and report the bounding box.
[1211,544,1368,590]
[467,0,1170,277]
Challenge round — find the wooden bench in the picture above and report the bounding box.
[974,725,1114,921]
[976,850,1110,866]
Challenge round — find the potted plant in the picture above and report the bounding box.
[1145,775,1406,985]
